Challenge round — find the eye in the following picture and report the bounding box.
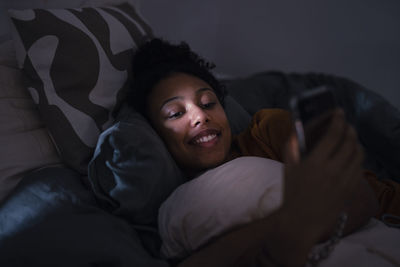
[202,102,216,109]
[168,111,184,119]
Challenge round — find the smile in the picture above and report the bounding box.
[193,134,217,144]
[189,129,221,147]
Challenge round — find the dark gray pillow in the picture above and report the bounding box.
[87,108,185,226]
[0,166,169,266]
[224,95,251,135]
[87,96,251,226]
[226,71,400,181]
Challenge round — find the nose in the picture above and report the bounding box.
[190,106,210,127]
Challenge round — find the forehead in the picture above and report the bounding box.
[148,73,214,105]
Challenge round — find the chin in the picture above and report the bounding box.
[178,152,229,176]
[198,157,227,171]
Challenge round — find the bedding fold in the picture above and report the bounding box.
[0,166,168,267]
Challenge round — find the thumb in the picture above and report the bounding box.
[283,131,300,165]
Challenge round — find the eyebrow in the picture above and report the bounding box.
[159,87,214,110]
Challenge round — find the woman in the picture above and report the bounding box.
[127,38,396,266]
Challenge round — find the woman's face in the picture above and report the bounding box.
[146,72,232,174]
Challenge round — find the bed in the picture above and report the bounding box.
[0,1,400,266]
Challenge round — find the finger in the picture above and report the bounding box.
[340,128,364,171]
[283,131,300,165]
[343,144,364,176]
[327,121,351,160]
[341,142,364,184]
[321,134,363,196]
[333,143,364,196]
[328,125,361,171]
[308,109,347,162]
[337,161,364,200]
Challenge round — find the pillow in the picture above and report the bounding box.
[86,94,250,223]
[158,156,284,259]
[87,106,186,226]
[1,0,140,40]
[224,94,251,135]
[0,64,61,203]
[226,71,400,181]
[0,40,17,68]
[8,3,153,174]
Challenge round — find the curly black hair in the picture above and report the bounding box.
[127,38,226,117]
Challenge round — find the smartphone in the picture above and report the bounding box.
[289,86,337,156]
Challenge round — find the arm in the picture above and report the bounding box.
[178,207,318,267]
[313,177,380,243]
[341,177,379,237]
[286,109,379,241]
[180,110,366,267]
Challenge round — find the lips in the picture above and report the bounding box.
[189,129,221,146]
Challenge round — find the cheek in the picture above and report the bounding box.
[217,109,232,144]
[216,108,230,128]
[160,121,186,145]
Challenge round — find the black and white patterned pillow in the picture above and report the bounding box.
[8,3,153,174]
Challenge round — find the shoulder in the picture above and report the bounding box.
[251,108,292,125]
[231,109,293,161]
[248,108,293,137]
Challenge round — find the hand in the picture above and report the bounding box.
[284,109,364,240]
[258,109,365,266]
[179,109,367,267]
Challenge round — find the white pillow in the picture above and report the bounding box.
[158,156,284,259]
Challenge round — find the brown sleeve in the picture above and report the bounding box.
[233,109,292,162]
[364,170,400,219]
[233,109,400,220]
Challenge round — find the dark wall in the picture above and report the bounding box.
[140,0,400,110]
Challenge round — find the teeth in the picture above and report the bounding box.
[194,134,217,144]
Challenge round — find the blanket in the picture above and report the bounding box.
[1,71,400,266]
